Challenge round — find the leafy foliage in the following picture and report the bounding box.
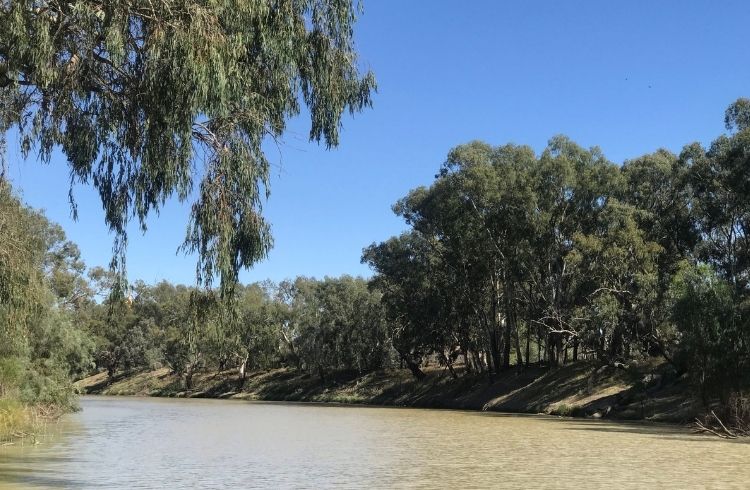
[363,99,750,407]
[0,181,94,413]
[0,0,375,295]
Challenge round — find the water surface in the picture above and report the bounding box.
[1,396,749,488]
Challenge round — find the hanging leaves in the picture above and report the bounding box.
[0,0,376,296]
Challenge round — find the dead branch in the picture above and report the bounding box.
[693,418,734,439]
[711,410,737,438]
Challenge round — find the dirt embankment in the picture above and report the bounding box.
[75,360,700,423]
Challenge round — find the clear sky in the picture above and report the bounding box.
[6,0,750,286]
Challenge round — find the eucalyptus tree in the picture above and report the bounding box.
[41,222,93,310]
[286,276,387,380]
[391,142,542,373]
[162,289,217,388]
[529,137,621,364]
[393,181,491,374]
[568,199,663,361]
[621,150,696,263]
[685,99,750,293]
[217,283,280,383]
[363,233,440,379]
[87,298,143,377]
[313,276,387,374]
[669,264,741,402]
[669,98,750,396]
[0,181,94,408]
[270,278,304,369]
[366,135,682,374]
[620,149,696,361]
[0,0,375,295]
[437,142,539,370]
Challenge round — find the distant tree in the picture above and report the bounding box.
[280,276,387,381]
[363,130,713,378]
[163,290,215,389]
[363,234,438,379]
[88,299,148,377]
[234,284,282,373]
[42,223,93,310]
[685,109,750,293]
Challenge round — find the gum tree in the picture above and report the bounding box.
[0,0,375,295]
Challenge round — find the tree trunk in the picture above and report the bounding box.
[489,329,502,375]
[237,354,249,389]
[490,270,503,374]
[525,282,532,367]
[281,329,301,370]
[608,324,624,360]
[502,278,514,370]
[514,323,524,367]
[441,352,458,379]
[502,319,512,370]
[398,350,426,380]
[525,324,531,368]
[548,333,559,367]
[537,331,542,364]
[472,350,484,374]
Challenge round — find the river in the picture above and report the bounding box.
[1,396,749,488]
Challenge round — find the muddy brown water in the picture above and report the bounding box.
[1,396,749,489]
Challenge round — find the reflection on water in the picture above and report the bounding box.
[1,396,749,489]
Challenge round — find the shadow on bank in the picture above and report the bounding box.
[76,359,703,427]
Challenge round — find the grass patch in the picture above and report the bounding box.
[550,403,580,417]
[0,398,67,444]
[0,398,37,443]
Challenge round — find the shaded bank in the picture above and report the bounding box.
[76,360,700,423]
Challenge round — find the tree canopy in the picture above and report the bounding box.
[364,99,750,404]
[0,0,375,295]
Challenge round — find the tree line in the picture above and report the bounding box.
[364,98,750,405]
[88,275,390,389]
[0,186,392,413]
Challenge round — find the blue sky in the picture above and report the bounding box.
[7,0,750,286]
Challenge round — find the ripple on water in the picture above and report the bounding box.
[1,396,749,489]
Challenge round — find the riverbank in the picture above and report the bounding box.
[76,360,702,423]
